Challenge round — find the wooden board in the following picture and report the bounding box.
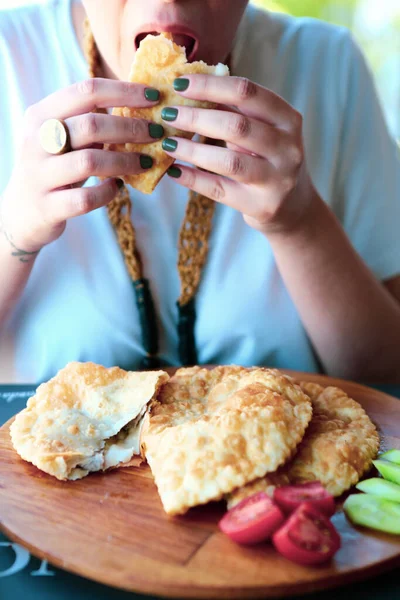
[0,371,400,599]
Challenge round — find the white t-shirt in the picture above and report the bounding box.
[0,0,399,383]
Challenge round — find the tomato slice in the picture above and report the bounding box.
[219,492,285,545]
[273,482,335,517]
[272,502,341,565]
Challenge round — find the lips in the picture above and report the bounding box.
[134,30,198,61]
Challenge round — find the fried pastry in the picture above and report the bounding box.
[107,33,229,194]
[227,381,380,507]
[141,366,312,515]
[10,362,169,481]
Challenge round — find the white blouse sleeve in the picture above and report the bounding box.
[334,33,400,281]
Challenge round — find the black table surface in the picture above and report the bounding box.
[1,383,399,600]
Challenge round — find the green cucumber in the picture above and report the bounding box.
[380,449,400,465]
[373,459,400,485]
[344,493,400,535]
[356,478,400,503]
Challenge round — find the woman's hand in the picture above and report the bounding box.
[162,75,315,237]
[0,78,162,253]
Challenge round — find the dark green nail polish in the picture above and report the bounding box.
[148,123,164,139]
[173,78,189,92]
[161,107,178,122]
[116,178,125,189]
[144,88,160,102]
[140,155,153,169]
[167,166,182,179]
[162,138,178,152]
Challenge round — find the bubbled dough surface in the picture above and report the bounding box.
[228,381,380,507]
[142,366,312,515]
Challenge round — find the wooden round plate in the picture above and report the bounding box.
[0,370,399,599]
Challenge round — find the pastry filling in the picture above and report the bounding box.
[69,407,147,479]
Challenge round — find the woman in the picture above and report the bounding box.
[0,0,399,383]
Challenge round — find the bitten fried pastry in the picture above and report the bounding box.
[107,33,229,194]
[10,362,169,480]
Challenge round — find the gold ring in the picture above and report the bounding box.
[39,118,71,155]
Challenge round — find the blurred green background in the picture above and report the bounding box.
[251,0,400,139]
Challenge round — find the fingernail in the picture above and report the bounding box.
[161,107,178,122]
[144,88,160,102]
[148,123,164,139]
[140,155,153,169]
[173,78,189,92]
[167,166,182,179]
[162,138,178,152]
[116,178,125,189]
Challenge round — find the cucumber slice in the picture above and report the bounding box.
[356,478,400,503]
[380,449,400,465]
[373,459,400,485]
[344,494,400,535]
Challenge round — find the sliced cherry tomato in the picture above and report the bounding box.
[218,492,285,545]
[273,481,336,517]
[273,502,341,565]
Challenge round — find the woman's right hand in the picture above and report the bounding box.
[0,78,162,253]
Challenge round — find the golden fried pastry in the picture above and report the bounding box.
[108,33,229,194]
[10,362,169,481]
[141,366,312,515]
[227,381,380,508]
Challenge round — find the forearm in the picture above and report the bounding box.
[268,191,400,382]
[0,224,37,327]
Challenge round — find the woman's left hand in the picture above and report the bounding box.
[162,75,317,237]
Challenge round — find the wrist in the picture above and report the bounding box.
[0,196,42,259]
[265,184,326,246]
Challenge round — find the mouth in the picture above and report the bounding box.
[134,27,198,61]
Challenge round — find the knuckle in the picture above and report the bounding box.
[224,153,244,177]
[120,80,132,96]
[279,175,297,196]
[24,104,39,126]
[122,151,136,170]
[229,114,251,140]
[186,108,199,129]
[209,179,226,201]
[253,209,271,225]
[76,78,96,97]
[77,150,98,176]
[76,187,98,214]
[236,77,257,101]
[184,169,195,189]
[113,151,136,173]
[129,118,142,139]
[81,113,99,137]
[24,105,42,139]
[288,143,304,168]
[185,169,197,190]
[291,110,303,130]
